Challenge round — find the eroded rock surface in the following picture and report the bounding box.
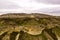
[0,13,60,40]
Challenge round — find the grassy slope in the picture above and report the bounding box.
[0,13,60,40]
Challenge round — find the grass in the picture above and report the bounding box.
[0,13,60,40]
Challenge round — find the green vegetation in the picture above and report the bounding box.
[0,13,60,40]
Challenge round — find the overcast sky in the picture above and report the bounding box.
[0,0,60,16]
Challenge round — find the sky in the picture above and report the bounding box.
[0,0,60,16]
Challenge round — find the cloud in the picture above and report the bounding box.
[1,0,60,10]
[0,0,60,16]
[0,0,20,9]
[35,0,60,4]
[32,7,60,13]
[10,0,60,10]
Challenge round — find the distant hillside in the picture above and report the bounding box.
[0,13,56,18]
